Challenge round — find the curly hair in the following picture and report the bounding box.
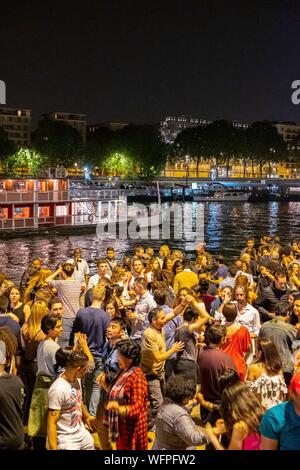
[116,339,141,366]
[65,350,88,368]
[165,375,196,405]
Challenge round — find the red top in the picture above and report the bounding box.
[117,367,148,450]
[221,325,251,381]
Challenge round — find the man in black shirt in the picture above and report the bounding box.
[254,269,289,323]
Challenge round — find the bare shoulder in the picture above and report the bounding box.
[233,420,248,438]
[247,363,262,380]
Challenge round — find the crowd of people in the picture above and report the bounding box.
[0,236,300,450]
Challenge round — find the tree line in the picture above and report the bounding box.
[0,117,295,178]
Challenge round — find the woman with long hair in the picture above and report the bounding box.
[288,262,300,290]
[205,381,264,450]
[104,339,148,450]
[144,257,162,284]
[106,300,120,318]
[172,260,183,280]
[194,254,212,273]
[7,285,31,325]
[23,269,52,305]
[21,300,48,344]
[158,245,171,269]
[246,337,287,409]
[21,300,49,425]
[161,257,174,285]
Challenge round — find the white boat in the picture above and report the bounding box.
[96,181,164,228]
[193,190,250,202]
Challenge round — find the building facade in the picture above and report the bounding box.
[0,106,31,147]
[162,158,297,179]
[273,122,300,145]
[44,111,87,144]
[160,115,210,144]
[160,115,249,144]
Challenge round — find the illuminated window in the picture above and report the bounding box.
[56,205,68,216]
[0,208,8,219]
[13,207,30,218]
[38,206,50,217]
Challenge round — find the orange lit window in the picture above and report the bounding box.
[39,181,48,192]
[0,208,8,219]
[14,207,30,218]
[38,206,50,217]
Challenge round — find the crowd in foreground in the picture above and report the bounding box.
[0,236,300,451]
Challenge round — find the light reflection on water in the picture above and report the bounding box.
[1,201,300,283]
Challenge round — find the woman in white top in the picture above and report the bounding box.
[246,337,287,410]
[145,257,161,284]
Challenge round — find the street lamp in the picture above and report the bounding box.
[185,155,190,187]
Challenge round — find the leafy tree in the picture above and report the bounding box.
[120,125,168,178]
[86,124,168,178]
[86,127,115,169]
[6,148,45,176]
[245,122,287,177]
[102,152,136,176]
[32,118,84,167]
[174,127,208,177]
[174,121,242,177]
[203,120,240,177]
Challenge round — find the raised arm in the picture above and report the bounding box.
[46,267,62,284]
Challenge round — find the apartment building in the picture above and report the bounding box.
[44,111,87,144]
[0,106,31,147]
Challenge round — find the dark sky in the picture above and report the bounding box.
[1,0,300,127]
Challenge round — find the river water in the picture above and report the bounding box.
[1,201,300,283]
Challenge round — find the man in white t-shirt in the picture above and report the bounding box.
[88,259,110,290]
[67,248,90,286]
[47,350,95,450]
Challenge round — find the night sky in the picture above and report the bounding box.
[1,0,300,127]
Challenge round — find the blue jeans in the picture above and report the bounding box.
[84,358,102,416]
[58,318,75,347]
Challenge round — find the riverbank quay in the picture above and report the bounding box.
[70,177,300,202]
[1,176,300,237]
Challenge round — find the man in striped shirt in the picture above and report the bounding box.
[46,263,82,347]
